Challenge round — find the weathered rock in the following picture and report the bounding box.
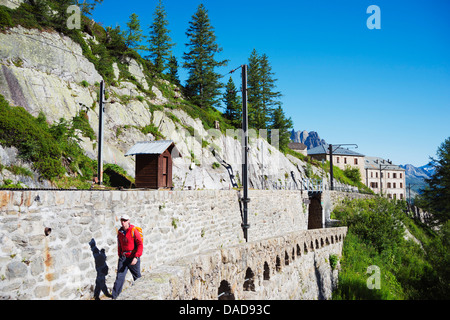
[6,261,28,279]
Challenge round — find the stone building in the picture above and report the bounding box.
[364,156,406,199]
[308,144,366,182]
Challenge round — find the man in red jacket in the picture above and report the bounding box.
[111,214,143,299]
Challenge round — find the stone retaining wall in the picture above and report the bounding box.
[0,189,309,299]
[118,227,348,300]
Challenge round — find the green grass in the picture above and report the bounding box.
[333,232,405,300]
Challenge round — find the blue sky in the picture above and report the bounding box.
[92,0,450,167]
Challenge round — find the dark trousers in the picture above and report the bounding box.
[112,256,141,299]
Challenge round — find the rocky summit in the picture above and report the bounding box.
[290,129,326,149]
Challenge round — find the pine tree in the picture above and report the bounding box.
[183,4,228,108]
[270,105,293,152]
[25,0,52,27]
[222,77,242,128]
[260,53,281,120]
[147,0,175,74]
[25,0,103,31]
[47,0,73,32]
[105,25,128,57]
[75,0,103,16]
[420,137,450,226]
[167,55,180,85]
[247,49,263,129]
[124,13,146,51]
[247,49,281,130]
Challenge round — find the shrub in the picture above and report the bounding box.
[72,110,96,141]
[0,6,13,30]
[0,95,97,183]
[334,197,406,253]
[332,197,446,300]
[140,123,165,140]
[0,95,65,179]
[343,165,361,184]
[329,254,338,270]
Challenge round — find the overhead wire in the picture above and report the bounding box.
[219,65,243,79]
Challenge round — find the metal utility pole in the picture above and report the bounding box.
[97,80,105,185]
[329,144,334,191]
[328,143,358,191]
[241,64,250,242]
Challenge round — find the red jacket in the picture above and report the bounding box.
[117,224,143,258]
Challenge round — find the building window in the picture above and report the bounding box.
[400,183,403,188]
[387,182,391,188]
[393,183,396,188]
[388,173,390,178]
[400,173,403,178]
[393,173,397,178]
[336,157,340,163]
[354,158,358,165]
[371,172,373,178]
[376,172,378,178]
[400,193,403,199]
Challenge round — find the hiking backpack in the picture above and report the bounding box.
[131,226,143,242]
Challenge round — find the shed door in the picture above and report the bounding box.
[162,156,169,187]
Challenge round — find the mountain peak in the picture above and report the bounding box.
[290,129,326,149]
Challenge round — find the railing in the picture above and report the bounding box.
[259,175,359,193]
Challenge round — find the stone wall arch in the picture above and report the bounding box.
[243,268,255,292]
[218,280,235,300]
[263,261,270,280]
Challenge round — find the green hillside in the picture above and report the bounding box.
[332,196,449,299]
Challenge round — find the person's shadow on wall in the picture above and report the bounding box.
[89,239,113,300]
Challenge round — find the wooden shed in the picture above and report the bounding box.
[125,140,181,189]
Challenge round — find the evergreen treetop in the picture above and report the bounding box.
[183,4,228,109]
[124,13,146,51]
[167,55,180,85]
[420,137,450,226]
[270,105,293,152]
[247,49,281,130]
[147,0,175,74]
[222,77,242,128]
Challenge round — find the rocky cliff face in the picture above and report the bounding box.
[0,26,321,189]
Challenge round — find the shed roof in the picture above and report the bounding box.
[288,142,307,150]
[308,143,365,157]
[125,140,181,157]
